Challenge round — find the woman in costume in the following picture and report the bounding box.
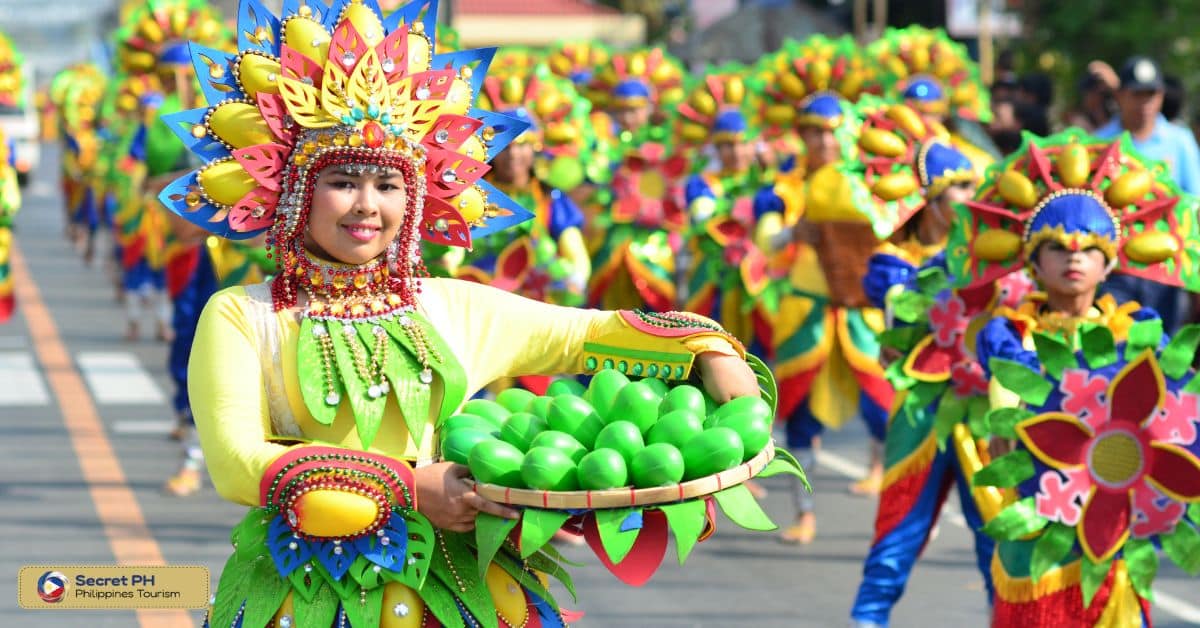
[950,129,1200,626]
[0,127,20,322]
[867,26,999,174]
[849,102,1028,627]
[677,67,773,351]
[166,2,759,625]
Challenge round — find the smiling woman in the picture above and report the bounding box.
[304,167,411,265]
[158,1,765,626]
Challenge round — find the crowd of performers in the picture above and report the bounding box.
[22,0,1200,625]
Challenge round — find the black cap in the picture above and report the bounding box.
[1118,56,1165,91]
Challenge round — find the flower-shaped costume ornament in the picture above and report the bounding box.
[948,129,1200,626]
[675,67,774,350]
[167,2,752,626]
[457,62,592,306]
[849,100,1036,625]
[868,25,998,173]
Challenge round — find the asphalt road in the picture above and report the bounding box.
[2,151,1197,627]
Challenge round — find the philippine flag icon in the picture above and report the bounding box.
[37,571,68,604]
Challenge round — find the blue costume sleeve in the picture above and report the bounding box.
[684,174,714,206]
[545,187,584,240]
[128,124,148,162]
[976,316,1039,378]
[778,154,797,174]
[863,253,917,309]
[752,185,785,221]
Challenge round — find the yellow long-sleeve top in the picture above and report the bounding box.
[190,277,740,507]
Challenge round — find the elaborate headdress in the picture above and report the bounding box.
[947,129,1200,290]
[675,66,761,147]
[0,32,24,109]
[545,41,610,97]
[848,99,973,233]
[757,34,874,137]
[115,0,229,75]
[588,47,684,112]
[159,0,535,310]
[868,26,991,123]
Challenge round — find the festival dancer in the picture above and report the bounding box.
[586,48,689,312]
[849,101,1028,627]
[950,129,1200,626]
[678,67,773,350]
[756,36,887,542]
[162,2,760,625]
[0,128,20,322]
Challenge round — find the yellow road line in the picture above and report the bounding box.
[12,243,191,627]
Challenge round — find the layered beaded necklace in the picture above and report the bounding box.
[293,243,443,448]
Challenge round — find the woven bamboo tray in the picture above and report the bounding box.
[470,441,775,509]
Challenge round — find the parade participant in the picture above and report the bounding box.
[0,128,20,322]
[51,66,107,263]
[113,0,228,342]
[163,2,759,625]
[754,35,887,542]
[677,67,773,349]
[869,26,999,173]
[1096,56,1200,334]
[458,63,591,308]
[948,129,1200,626]
[849,103,1025,626]
[586,48,688,312]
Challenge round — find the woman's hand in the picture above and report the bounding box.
[413,462,519,532]
[697,352,760,404]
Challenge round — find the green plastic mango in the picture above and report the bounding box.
[521,446,579,491]
[535,237,559,265]
[584,369,630,418]
[441,413,499,437]
[462,399,512,428]
[659,385,706,417]
[593,421,645,467]
[607,382,661,433]
[529,430,587,464]
[681,427,745,480]
[578,449,629,490]
[547,395,606,449]
[717,413,772,461]
[645,409,704,449]
[468,439,526,487]
[709,395,772,425]
[499,412,549,452]
[631,443,686,487]
[441,429,496,465]
[546,378,586,397]
[641,377,670,398]
[526,396,553,419]
[496,388,538,414]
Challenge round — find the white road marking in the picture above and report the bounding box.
[112,419,176,435]
[76,352,167,405]
[1153,590,1200,623]
[0,351,50,406]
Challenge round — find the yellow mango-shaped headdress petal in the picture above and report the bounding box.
[284,15,330,64]
[725,76,746,104]
[627,52,647,78]
[808,59,831,91]
[1056,142,1091,188]
[209,102,276,148]
[199,159,257,206]
[1106,170,1152,208]
[872,171,919,200]
[238,53,282,98]
[886,104,927,138]
[688,88,716,116]
[442,75,474,117]
[459,135,487,162]
[860,128,906,158]
[452,185,487,223]
[343,2,385,44]
[1124,231,1179,264]
[973,229,1021,262]
[997,170,1039,209]
[500,75,524,106]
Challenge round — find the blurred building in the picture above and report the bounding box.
[451,0,644,48]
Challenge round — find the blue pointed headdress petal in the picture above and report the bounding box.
[471,180,536,240]
[471,108,532,160]
[432,47,495,99]
[158,172,261,241]
[189,44,245,103]
[383,0,440,43]
[161,108,231,161]
[236,0,281,56]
